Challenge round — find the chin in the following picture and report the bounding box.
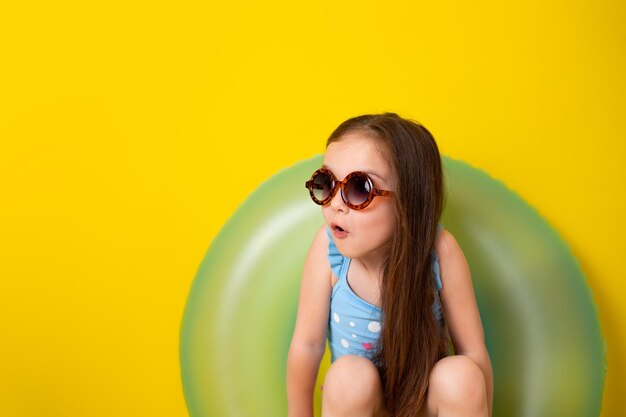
[336,241,381,261]
[333,239,359,259]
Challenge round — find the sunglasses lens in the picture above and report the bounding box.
[311,171,333,202]
[344,174,372,206]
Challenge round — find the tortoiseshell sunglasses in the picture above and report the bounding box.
[304,167,394,210]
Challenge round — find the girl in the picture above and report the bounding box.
[286,113,493,417]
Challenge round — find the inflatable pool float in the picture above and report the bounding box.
[180,155,606,417]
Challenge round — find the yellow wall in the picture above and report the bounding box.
[1,1,624,415]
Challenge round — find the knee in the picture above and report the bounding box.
[429,355,487,411]
[322,355,382,411]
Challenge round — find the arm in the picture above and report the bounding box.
[436,229,494,417]
[287,225,333,417]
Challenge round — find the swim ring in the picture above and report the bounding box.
[180,155,606,417]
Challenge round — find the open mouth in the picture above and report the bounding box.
[331,224,348,239]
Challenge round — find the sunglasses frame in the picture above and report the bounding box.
[304,167,394,210]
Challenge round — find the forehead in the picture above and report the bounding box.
[323,133,393,183]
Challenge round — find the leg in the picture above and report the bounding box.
[321,355,389,417]
[419,355,488,417]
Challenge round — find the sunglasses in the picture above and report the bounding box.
[304,168,394,210]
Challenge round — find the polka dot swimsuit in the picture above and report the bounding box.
[326,224,446,363]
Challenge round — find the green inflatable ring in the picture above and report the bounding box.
[180,155,606,417]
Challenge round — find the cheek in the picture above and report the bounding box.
[321,200,396,243]
[356,204,396,239]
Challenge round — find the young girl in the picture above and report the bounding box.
[286,113,493,417]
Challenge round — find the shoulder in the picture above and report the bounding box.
[300,224,333,297]
[307,224,331,264]
[289,224,334,348]
[435,227,460,260]
[434,228,472,288]
[433,228,488,358]
[315,222,330,243]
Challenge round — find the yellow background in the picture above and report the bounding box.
[1,1,624,416]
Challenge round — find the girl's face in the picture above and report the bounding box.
[322,133,397,262]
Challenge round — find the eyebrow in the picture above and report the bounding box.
[321,164,387,183]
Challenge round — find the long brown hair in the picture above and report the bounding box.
[327,113,449,416]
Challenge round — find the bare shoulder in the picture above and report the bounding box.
[307,224,331,267]
[289,223,333,347]
[435,227,486,349]
[301,223,332,291]
[435,228,464,264]
[434,228,472,289]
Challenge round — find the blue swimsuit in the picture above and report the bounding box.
[327,224,446,363]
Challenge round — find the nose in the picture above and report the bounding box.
[329,188,348,212]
